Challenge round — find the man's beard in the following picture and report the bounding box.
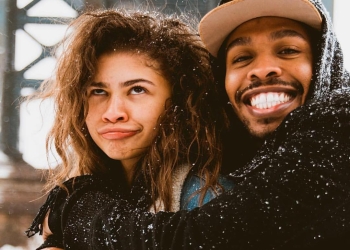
[241,116,277,139]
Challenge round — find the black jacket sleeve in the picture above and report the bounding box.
[26,175,103,249]
[88,93,350,250]
[26,174,130,249]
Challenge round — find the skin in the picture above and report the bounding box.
[225,17,313,138]
[42,52,171,247]
[86,52,171,183]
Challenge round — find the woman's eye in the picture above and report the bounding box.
[130,86,146,95]
[91,89,106,95]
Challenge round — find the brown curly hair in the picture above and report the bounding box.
[35,9,228,211]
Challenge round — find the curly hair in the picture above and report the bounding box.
[36,9,228,211]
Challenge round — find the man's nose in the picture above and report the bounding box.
[102,97,128,123]
[247,55,282,81]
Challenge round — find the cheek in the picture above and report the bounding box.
[85,109,94,125]
[145,106,163,126]
[85,105,99,131]
[225,76,239,103]
[297,63,313,101]
[86,99,104,119]
[140,102,166,131]
[84,116,94,136]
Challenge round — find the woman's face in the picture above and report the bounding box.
[86,52,171,175]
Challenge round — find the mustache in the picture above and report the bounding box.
[235,78,304,102]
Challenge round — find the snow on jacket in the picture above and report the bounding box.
[77,0,350,249]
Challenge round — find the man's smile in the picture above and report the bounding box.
[237,85,302,119]
[249,92,292,109]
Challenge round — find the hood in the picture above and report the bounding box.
[308,0,350,101]
[214,0,350,172]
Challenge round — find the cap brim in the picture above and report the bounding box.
[199,0,322,57]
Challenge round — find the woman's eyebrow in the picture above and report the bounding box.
[89,79,155,88]
[122,79,155,87]
[88,81,107,88]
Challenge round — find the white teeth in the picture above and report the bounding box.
[250,92,291,109]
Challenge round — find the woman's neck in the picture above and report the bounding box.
[121,158,139,185]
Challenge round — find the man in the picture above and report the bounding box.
[33,0,350,249]
[203,0,344,170]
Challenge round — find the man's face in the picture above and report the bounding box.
[225,17,313,138]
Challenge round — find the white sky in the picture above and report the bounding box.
[333,0,350,70]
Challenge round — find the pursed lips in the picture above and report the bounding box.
[98,128,140,140]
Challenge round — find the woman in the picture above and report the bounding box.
[26,8,233,249]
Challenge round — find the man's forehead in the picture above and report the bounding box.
[227,17,311,43]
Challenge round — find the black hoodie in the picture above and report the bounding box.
[28,0,350,249]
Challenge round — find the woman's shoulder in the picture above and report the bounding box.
[180,172,234,211]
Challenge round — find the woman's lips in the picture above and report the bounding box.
[98,128,139,140]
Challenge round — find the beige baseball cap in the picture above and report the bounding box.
[199,0,322,57]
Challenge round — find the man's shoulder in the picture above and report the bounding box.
[287,90,350,124]
[269,89,350,145]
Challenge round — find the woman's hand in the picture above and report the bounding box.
[42,211,53,241]
[36,211,64,250]
[42,212,63,250]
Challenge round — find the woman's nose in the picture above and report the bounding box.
[101,97,129,123]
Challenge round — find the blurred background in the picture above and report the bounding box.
[0,0,348,249]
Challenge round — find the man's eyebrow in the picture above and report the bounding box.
[226,29,307,52]
[226,37,251,52]
[270,29,307,41]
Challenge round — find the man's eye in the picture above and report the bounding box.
[280,48,299,55]
[233,55,251,63]
[130,86,146,95]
